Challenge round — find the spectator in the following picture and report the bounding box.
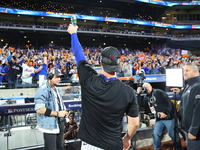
[0,60,6,84]
[21,60,35,84]
[34,56,48,86]
[121,59,133,77]
[141,62,150,75]
[60,63,69,80]
[136,65,145,76]
[149,63,160,75]
[7,53,22,88]
[0,53,7,66]
[69,64,79,83]
[158,56,172,74]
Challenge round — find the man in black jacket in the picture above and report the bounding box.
[7,53,22,88]
[171,62,200,150]
[157,56,172,74]
[137,83,182,150]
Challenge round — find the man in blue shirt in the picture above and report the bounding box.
[35,57,48,87]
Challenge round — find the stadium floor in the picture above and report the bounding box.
[29,139,186,150]
[136,138,186,150]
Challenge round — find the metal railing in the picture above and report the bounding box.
[0,94,82,130]
[1,23,200,40]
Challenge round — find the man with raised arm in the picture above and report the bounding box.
[67,24,139,150]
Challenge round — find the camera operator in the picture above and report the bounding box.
[137,82,182,150]
[63,111,79,140]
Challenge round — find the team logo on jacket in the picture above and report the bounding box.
[195,94,200,99]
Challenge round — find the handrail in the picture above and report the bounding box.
[0,23,200,40]
[0,94,81,101]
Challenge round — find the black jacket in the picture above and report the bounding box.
[8,61,22,81]
[137,89,174,121]
[158,58,172,74]
[180,76,200,139]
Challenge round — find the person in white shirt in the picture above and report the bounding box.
[122,59,133,77]
[21,60,35,84]
[69,64,79,83]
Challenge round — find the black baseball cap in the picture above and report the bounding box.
[50,68,64,77]
[101,46,120,73]
[55,68,64,77]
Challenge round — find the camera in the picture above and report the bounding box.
[148,113,171,120]
[72,124,78,130]
[148,113,161,119]
[137,72,147,95]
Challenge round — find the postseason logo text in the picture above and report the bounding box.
[5,108,35,114]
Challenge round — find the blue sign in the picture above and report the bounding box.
[0,104,35,115]
[0,7,200,29]
[135,74,166,83]
[64,100,82,110]
[134,0,200,6]
[167,92,181,100]
[0,100,82,115]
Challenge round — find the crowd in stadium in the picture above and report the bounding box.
[0,43,199,88]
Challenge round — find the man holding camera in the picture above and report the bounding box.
[63,111,79,140]
[137,82,182,150]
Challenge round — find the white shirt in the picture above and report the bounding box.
[21,63,35,83]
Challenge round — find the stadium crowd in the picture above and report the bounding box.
[0,43,199,88]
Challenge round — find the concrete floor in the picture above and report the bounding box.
[136,138,187,150]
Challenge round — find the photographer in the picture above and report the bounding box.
[63,111,79,140]
[137,82,182,150]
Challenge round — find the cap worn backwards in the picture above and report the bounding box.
[54,68,64,77]
[101,46,120,73]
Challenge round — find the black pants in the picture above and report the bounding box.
[43,121,65,150]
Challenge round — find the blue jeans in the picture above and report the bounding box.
[184,131,200,150]
[153,118,182,150]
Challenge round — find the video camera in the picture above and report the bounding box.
[148,113,161,119]
[148,113,171,120]
[72,124,78,130]
[137,72,147,95]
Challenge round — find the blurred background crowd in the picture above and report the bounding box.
[0,43,199,88]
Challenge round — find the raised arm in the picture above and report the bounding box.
[67,24,86,65]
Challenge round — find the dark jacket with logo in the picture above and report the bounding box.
[137,89,174,121]
[180,76,200,139]
[7,55,22,81]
